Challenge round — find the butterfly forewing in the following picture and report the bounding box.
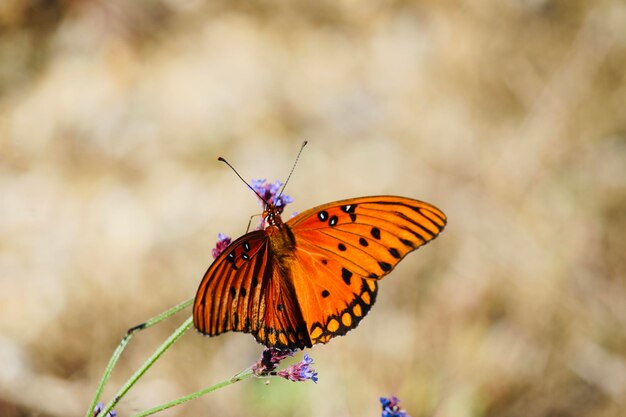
[287,196,446,279]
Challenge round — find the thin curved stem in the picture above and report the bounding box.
[129,368,255,417]
[97,316,193,417]
[86,298,193,417]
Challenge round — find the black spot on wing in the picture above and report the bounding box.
[400,238,414,248]
[226,251,238,270]
[340,204,356,213]
[378,261,392,272]
[342,268,352,285]
[341,204,358,222]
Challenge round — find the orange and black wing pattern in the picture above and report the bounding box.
[286,196,446,345]
[193,231,268,337]
[192,230,310,350]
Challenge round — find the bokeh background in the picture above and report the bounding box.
[1,1,625,416]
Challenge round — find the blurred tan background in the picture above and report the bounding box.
[1,1,625,416]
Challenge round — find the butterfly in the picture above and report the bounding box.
[193,192,446,350]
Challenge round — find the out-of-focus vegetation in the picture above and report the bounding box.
[1,1,625,416]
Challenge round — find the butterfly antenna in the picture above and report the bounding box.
[278,140,308,198]
[217,157,268,204]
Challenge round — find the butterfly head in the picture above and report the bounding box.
[250,179,292,228]
[263,202,285,227]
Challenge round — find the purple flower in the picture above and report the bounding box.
[252,349,318,383]
[212,233,232,259]
[252,348,295,376]
[250,179,294,209]
[380,396,409,417]
[93,402,117,417]
[249,179,294,230]
[276,353,318,383]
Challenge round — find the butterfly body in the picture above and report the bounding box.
[193,196,446,350]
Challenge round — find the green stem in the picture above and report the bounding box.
[98,316,194,417]
[129,368,255,417]
[86,298,193,417]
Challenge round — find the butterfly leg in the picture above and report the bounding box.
[245,213,263,233]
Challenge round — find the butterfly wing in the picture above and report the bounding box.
[194,195,446,349]
[193,230,311,350]
[256,264,311,349]
[286,196,446,345]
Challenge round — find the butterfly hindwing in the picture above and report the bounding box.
[289,241,379,344]
[193,230,311,350]
[253,266,311,349]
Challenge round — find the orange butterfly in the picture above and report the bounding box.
[193,181,446,350]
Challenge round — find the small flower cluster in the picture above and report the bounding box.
[212,233,232,259]
[252,348,318,384]
[276,353,318,383]
[93,402,117,417]
[251,179,293,209]
[380,396,409,417]
[252,348,294,375]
